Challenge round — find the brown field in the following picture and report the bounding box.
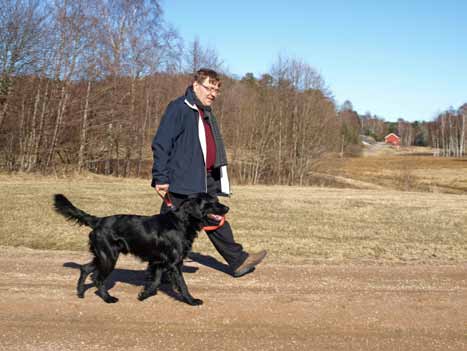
[1,171,466,262]
[0,164,466,350]
[315,145,467,193]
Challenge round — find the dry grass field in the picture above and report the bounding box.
[1,171,466,263]
[315,145,467,193]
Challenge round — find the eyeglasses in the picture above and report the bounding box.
[199,82,221,95]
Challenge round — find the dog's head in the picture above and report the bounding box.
[177,193,229,229]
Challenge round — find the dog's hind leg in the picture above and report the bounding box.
[77,258,97,298]
[91,233,120,303]
[93,254,119,303]
[169,263,203,306]
[138,263,164,301]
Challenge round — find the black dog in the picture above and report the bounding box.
[53,193,228,306]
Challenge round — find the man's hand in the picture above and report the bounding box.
[155,184,169,192]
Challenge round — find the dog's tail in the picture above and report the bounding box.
[53,194,100,228]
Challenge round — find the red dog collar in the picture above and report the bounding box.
[156,190,225,232]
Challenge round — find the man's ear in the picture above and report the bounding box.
[192,81,201,95]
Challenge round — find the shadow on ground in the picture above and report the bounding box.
[63,252,232,302]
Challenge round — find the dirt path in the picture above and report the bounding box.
[0,247,465,351]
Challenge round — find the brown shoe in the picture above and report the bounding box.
[233,250,267,277]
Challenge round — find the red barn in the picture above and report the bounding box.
[384,133,400,146]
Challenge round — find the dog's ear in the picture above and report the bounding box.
[181,198,204,220]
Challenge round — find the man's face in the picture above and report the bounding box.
[193,78,221,107]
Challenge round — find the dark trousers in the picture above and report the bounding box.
[159,175,248,271]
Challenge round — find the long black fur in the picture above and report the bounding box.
[53,193,228,305]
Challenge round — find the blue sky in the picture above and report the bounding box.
[162,1,466,122]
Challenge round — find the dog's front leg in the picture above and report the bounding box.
[138,263,163,301]
[170,263,203,306]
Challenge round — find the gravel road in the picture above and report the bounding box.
[0,247,465,350]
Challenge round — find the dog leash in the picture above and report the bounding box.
[156,189,225,232]
[156,188,174,208]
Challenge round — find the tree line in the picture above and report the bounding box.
[1,0,465,186]
[340,101,467,157]
[0,0,341,185]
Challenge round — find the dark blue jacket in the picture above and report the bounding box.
[151,87,230,196]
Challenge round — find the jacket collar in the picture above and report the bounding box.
[184,98,198,111]
[184,86,198,111]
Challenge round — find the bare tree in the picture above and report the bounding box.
[459,103,466,156]
[429,105,466,157]
[184,37,224,73]
[0,0,47,128]
[44,0,99,169]
[218,55,339,185]
[397,119,413,147]
[90,0,182,176]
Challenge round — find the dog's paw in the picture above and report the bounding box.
[104,296,119,303]
[77,292,85,298]
[188,298,203,306]
[137,291,151,301]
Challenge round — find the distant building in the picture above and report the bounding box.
[384,133,400,146]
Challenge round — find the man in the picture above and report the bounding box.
[151,68,267,277]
